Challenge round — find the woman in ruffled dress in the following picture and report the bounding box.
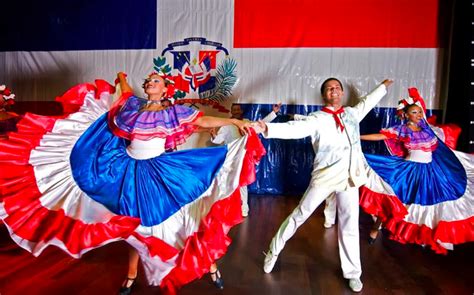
[0,71,264,294]
[359,88,474,254]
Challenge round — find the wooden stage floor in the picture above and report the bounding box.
[1,195,473,295]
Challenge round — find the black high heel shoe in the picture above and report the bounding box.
[369,218,382,245]
[368,229,379,245]
[368,236,377,245]
[210,269,224,290]
[119,277,137,295]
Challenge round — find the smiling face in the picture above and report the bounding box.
[321,79,344,108]
[405,105,423,124]
[143,74,168,99]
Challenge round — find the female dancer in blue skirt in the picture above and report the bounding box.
[0,71,264,294]
[359,88,474,254]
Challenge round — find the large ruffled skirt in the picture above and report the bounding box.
[360,141,474,254]
[0,80,265,293]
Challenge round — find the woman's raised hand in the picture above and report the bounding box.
[232,119,252,135]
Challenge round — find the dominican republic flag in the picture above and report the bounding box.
[0,0,451,209]
[1,0,445,110]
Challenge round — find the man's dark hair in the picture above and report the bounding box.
[320,77,344,96]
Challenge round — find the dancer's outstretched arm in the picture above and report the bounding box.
[360,133,387,141]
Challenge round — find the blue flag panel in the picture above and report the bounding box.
[1,0,156,51]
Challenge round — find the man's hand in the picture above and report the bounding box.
[272,102,282,113]
[381,79,393,88]
[251,120,268,134]
[209,127,217,138]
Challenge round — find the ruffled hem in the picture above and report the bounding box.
[108,94,203,150]
[359,186,408,222]
[0,81,141,257]
[380,122,438,157]
[158,130,265,293]
[159,189,242,293]
[426,115,461,150]
[1,200,141,257]
[384,216,474,255]
[380,129,407,157]
[163,111,203,150]
[110,109,202,143]
[360,187,474,255]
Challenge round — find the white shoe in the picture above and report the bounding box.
[323,221,334,229]
[348,278,363,292]
[263,250,278,273]
[242,205,249,217]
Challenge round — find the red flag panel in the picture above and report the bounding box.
[234,0,439,48]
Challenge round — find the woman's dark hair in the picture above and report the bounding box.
[320,77,344,95]
[403,103,421,114]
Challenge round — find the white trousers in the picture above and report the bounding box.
[240,186,249,215]
[268,185,361,279]
[324,193,337,224]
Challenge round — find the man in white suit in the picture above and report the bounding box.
[254,78,393,292]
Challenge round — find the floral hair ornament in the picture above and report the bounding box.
[0,85,16,106]
[396,87,427,120]
[146,71,174,85]
[144,71,178,103]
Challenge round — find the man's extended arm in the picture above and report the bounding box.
[352,79,393,122]
[254,118,317,140]
[262,111,277,123]
[261,103,282,123]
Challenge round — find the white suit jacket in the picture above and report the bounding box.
[264,84,387,190]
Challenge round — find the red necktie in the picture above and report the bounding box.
[321,107,345,132]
